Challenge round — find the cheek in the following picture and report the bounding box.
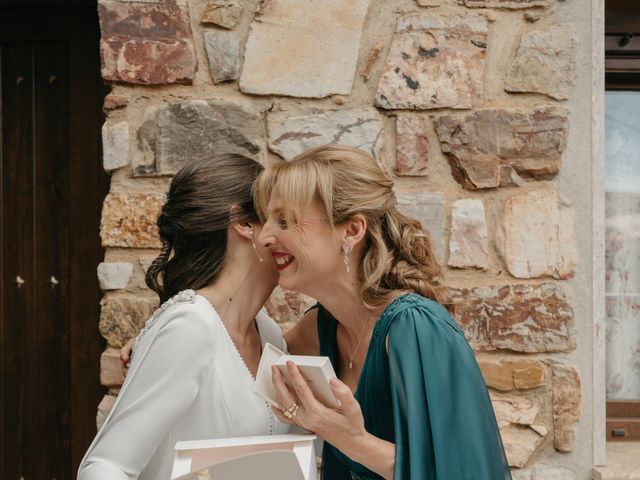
[307,241,342,270]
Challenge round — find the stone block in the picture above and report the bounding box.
[552,364,581,452]
[433,108,568,189]
[513,365,546,390]
[492,395,540,427]
[100,295,158,348]
[100,348,125,387]
[138,256,156,275]
[97,262,134,290]
[503,189,577,279]
[479,359,546,391]
[458,0,549,7]
[395,115,430,176]
[100,193,163,248]
[501,424,546,468]
[449,283,576,352]
[103,94,128,112]
[267,109,384,160]
[119,255,158,289]
[491,394,548,468]
[98,0,197,85]
[362,43,383,82]
[201,0,243,29]
[203,31,240,84]
[96,394,117,430]
[449,199,489,269]
[102,121,129,172]
[264,286,316,324]
[240,0,371,98]
[505,25,577,101]
[136,100,264,175]
[395,192,445,261]
[375,14,487,110]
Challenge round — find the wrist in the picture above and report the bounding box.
[335,430,374,465]
[337,432,395,480]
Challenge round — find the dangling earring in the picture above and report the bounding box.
[342,244,350,273]
[250,228,264,262]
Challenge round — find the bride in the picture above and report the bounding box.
[77,153,288,480]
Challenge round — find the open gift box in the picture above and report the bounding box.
[171,434,318,480]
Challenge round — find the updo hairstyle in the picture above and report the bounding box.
[146,153,263,303]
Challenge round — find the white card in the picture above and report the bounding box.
[254,343,339,408]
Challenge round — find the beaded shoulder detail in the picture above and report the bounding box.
[372,292,422,334]
[132,289,198,353]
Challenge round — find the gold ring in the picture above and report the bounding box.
[283,402,298,419]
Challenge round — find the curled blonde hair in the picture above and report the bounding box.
[254,144,449,310]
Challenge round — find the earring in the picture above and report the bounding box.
[342,244,350,273]
[250,229,264,262]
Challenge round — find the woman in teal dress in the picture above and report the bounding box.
[255,144,512,479]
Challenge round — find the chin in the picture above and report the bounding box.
[277,275,300,293]
[279,278,317,300]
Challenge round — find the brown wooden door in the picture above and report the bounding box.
[0,3,109,478]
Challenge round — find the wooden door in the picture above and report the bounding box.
[0,3,109,478]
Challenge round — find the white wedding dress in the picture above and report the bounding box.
[78,290,289,480]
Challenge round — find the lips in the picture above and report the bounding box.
[272,252,294,270]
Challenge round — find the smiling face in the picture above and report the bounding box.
[257,192,346,296]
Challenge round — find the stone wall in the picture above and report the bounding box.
[96,0,599,477]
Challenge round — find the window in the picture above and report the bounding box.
[604,0,640,441]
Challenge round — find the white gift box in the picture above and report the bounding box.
[171,434,318,480]
[254,342,339,408]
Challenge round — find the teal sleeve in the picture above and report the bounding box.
[387,303,512,480]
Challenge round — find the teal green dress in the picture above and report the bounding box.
[316,293,511,480]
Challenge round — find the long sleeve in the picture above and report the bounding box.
[78,305,216,480]
[387,302,512,480]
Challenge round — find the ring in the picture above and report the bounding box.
[283,402,299,419]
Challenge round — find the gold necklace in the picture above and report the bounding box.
[346,315,372,369]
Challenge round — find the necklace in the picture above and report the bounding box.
[346,315,372,369]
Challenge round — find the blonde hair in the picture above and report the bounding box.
[254,144,449,310]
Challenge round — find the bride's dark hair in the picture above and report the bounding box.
[146,153,263,303]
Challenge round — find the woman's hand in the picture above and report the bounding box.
[271,362,395,479]
[271,362,367,447]
[120,337,135,377]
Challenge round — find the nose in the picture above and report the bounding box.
[257,219,275,247]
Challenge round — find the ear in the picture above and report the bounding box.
[341,214,367,250]
[232,222,254,241]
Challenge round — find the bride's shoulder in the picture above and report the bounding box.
[134,290,216,351]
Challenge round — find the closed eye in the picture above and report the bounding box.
[274,216,289,229]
